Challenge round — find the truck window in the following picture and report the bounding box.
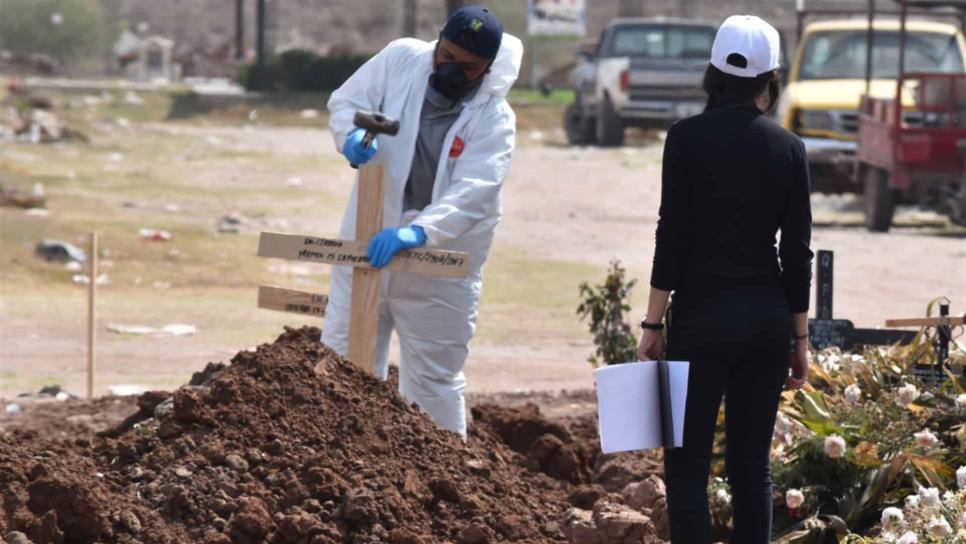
[798,30,965,80]
[606,25,715,59]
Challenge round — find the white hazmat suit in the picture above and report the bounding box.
[322,35,523,437]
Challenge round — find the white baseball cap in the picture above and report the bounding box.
[710,15,780,78]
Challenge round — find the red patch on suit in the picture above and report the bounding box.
[449,136,464,157]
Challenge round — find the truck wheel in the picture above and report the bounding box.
[564,102,595,145]
[596,96,624,147]
[863,166,896,232]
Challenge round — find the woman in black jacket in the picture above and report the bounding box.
[636,15,814,544]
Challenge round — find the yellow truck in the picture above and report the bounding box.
[777,19,966,193]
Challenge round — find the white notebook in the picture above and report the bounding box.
[595,360,690,454]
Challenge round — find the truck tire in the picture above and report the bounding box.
[596,95,624,147]
[863,166,896,232]
[564,101,595,145]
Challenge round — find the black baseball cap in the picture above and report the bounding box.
[441,6,503,61]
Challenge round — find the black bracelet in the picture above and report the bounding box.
[794,333,808,340]
[641,319,664,331]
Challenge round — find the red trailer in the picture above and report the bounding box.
[854,0,966,231]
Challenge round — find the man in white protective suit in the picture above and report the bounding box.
[322,6,522,438]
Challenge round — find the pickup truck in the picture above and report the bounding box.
[777,19,966,194]
[564,18,716,146]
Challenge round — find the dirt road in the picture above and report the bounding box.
[2,123,964,399]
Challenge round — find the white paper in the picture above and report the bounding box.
[595,360,690,454]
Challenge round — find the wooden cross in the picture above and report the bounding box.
[255,164,470,372]
[807,250,918,350]
[885,298,963,383]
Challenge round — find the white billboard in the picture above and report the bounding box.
[527,0,586,37]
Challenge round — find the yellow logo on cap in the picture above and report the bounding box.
[470,18,483,31]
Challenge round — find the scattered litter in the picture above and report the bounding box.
[65,261,82,271]
[529,130,545,141]
[299,108,320,119]
[115,117,131,129]
[33,182,44,197]
[122,201,139,209]
[1,185,46,209]
[82,95,101,107]
[203,135,223,146]
[72,273,109,285]
[107,323,158,335]
[108,385,146,397]
[35,239,86,262]
[123,91,144,105]
[163,203,181,212]
[4,403,21,415]
[152,281,171,289]
[161,323,197,336]
[138,228,172,241]
[24,207,49,217]
[37,385,74,399]
[286,176,303,187]
[248,109,258,122]
[107,323,196,336]
[107,152,124,162]
[217,212,248,233]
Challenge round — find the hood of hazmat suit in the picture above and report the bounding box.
[322,34,522,438]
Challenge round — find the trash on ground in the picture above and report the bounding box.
[35,239,86,263]
[4,403,21,415]
[299,108,320,119]
[108,385,146,397]
[161,324,197,336]
[1,185,46,209]
[286,176,303,187]
[138,228,172,241]
[24,207,49,217]
[72,274,109,285]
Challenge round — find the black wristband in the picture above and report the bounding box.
[794,333,808,340]
[641,320,664,331]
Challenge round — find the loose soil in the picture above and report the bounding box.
[0,327,662,544]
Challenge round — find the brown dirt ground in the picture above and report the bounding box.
[0,327,663,544]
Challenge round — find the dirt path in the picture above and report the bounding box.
[2,123,964,400]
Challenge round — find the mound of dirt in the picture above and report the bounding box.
[1,327,576,543]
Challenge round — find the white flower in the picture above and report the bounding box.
[851,353,864,362]
[897,531,918,544]
[943,490,957,510]
[898,383,920,405]
[881,507,905,530]
[786,489,804,509]
[919,487,941,509]
[928,516,952,537]
[914,429,939,448]
[957,394,966,414]
[905,494,920,510]
[715,488,731,505]
[844,384,862,404]
[958,466,966,489]
[920,391,935,402]
[961,511,966,530]
[824,435,847,458]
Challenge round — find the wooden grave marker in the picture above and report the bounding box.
[255,164,469,372]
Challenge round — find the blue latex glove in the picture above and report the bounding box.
[342,128,378,166]
[367,226,427,268]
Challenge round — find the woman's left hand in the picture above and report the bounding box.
[636,329,666,361]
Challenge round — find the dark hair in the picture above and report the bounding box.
[702,63,781,113]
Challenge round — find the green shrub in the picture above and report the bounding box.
[576,260,638,366]
[0,0,106,64]
[239,49,370,93]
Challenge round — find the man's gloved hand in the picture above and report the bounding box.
[367,226,427,268]
[342,128,378,165]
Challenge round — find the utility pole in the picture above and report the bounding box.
[618,0,644,18]
[404,0,418,38]
[235,0,245,60]
[256,0,266,66]
[446,0,464,16]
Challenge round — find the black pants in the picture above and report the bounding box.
[664,285,792,544]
